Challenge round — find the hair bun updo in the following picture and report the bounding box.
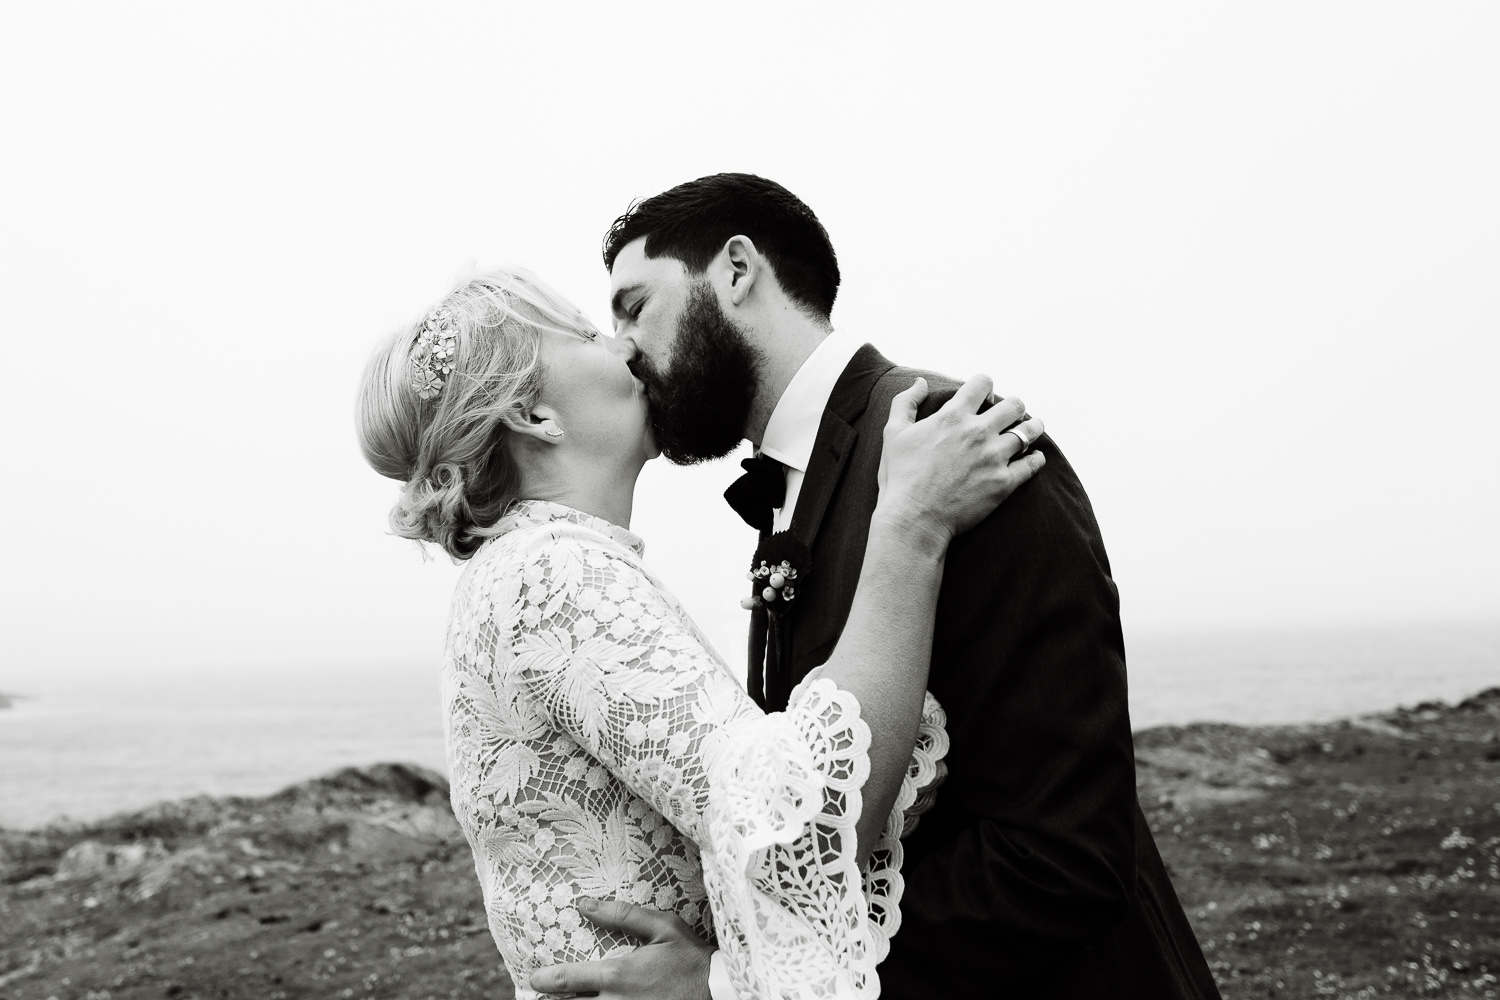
[355,266,599,561]
[391,461,477,559]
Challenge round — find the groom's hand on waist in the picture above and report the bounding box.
[528,898,715,1000]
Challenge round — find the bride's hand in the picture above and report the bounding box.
[876,375,1046,547]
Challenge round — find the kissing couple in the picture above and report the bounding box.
[357,174,1221,999]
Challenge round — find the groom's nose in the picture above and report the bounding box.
[605,334,639,364]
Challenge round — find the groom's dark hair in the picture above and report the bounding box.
[602,173,841,319]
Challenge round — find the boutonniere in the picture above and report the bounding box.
[741,533,811,612]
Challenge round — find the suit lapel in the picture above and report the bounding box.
[788,344,895,549]
[753,345,895,707]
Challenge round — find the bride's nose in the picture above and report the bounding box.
[603,334,638,364]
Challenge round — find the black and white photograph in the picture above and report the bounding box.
[2,4,1497,998]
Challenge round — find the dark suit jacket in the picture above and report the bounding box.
[750,346,1221,998]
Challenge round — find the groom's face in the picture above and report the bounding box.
[610,238,760,465]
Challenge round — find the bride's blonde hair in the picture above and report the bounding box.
[356,266,600,561]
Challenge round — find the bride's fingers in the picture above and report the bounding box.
[884,377,929,437]
[978,396,1027,435]
[1004,449,1047,486]
[940,373,995,417]
[998,416,1045,459]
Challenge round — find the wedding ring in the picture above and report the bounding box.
[1002,426,1031,451]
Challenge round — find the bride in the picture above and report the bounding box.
[356,267,1044,999]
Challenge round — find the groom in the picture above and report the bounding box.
[532,173,1220,998]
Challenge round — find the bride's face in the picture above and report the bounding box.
[536,327,658,463]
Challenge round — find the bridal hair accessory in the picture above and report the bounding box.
[411,306,459,400]
[740,533,811,612]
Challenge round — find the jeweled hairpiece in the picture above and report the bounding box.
[411,306,459,400]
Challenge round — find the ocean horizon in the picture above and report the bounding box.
[3,621,1495,831]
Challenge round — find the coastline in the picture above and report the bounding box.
[6,620,1495,831]
[2,689,1497,999]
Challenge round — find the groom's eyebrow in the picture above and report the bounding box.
[610,284,642,319]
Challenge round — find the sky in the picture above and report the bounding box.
[1,2,1497,691]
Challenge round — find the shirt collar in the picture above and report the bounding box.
[759,330,865,474]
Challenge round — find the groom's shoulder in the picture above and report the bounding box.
[870,361,997,421]
[869,357,1100,533]
[863,360,961,418]
[880,361,959,388]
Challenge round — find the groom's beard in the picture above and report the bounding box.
[631,281,762,466]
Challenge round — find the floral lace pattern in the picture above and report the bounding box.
[442,500,948,999]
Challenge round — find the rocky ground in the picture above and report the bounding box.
[3,691,1498,1000]
[1136,688,1500,999]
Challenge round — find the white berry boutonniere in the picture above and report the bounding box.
[741,533,810,612]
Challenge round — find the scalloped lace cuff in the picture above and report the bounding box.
[701,679,950,998]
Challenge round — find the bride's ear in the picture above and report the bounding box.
[506,405,565,444]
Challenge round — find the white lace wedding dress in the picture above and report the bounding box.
[443,501,948,999]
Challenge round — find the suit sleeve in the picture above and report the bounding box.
[898,429,1139,940]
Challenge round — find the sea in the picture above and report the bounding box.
[2,622,1496,831]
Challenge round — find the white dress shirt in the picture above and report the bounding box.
[757,330,866,533]
[706,330,865,1000]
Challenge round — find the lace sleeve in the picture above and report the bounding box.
[491,522,895,998]
[859,690,949,958]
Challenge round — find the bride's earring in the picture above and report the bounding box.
[524,409,564,439]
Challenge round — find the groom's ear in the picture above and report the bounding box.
[720,235,760,307]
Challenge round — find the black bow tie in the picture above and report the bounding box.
[724,454,786,532]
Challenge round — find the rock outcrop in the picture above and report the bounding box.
[3,692,1498,999]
